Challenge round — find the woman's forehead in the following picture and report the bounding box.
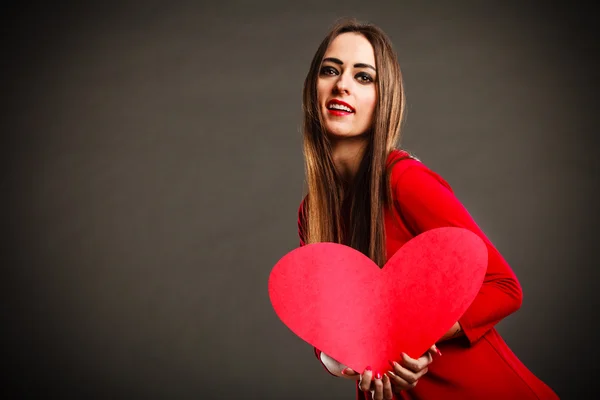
[323,32,375,65]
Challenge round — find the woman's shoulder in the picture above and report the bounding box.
[386,149,453,192]
[386,148,422,168]
[386,148,426,180]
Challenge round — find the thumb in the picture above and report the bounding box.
[429,344,442,357]
[341,367,359,376]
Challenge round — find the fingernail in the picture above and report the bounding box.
[341,368,349,375]
[435,347,442,356]
[388,360,395,367]
[364,365,372,372]
[375,372,382,380]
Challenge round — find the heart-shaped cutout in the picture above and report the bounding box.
[268,227,487,374]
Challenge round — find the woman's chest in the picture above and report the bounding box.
[384,207,415,263]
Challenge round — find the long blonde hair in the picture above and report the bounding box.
[301,19,406,267]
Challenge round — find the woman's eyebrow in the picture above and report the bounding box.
[322,57,376,72]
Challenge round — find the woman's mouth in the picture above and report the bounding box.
[327,99,355,116]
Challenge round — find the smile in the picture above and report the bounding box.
[326,99,355,115]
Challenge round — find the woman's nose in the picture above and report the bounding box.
[333,73,351,94]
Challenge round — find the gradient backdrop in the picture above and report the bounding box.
[3,1,598,399]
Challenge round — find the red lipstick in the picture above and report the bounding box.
[326,99,355,116]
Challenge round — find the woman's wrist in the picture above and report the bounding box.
[320,352,345,377]
[438,321,464,342]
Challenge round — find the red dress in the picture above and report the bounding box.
[298,150,559,399]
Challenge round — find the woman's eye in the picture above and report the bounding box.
[356,72,374,83]
[320,66,338,76]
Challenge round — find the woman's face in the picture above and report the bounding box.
[317,32,377,140]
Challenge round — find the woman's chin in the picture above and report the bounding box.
[326,130,368,142]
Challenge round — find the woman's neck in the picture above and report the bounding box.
[330,137,368,182]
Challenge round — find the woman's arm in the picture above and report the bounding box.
[438,321,464,342]
[392,163,523,345]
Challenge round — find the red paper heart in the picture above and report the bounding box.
[268,227,487,374]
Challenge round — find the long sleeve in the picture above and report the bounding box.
[391,163,523,345]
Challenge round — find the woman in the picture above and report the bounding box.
[296,19,559,400]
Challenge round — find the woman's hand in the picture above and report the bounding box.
[321,344,439,399]
[336,366,394,400]
[388,345,439,394]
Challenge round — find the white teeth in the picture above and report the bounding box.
[328,103,353,112]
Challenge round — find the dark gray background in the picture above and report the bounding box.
[2,1,598,399]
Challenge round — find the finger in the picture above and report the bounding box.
[429,344,442,357]
[341,367,360,380]
[388,369,420,391]
[390,360,428,386]
[358,367,373,392]
[371,372,384,400]
[401,351,432,372]
[421,350,434,367]
[341,367,359,376]
[382,374,394,400]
